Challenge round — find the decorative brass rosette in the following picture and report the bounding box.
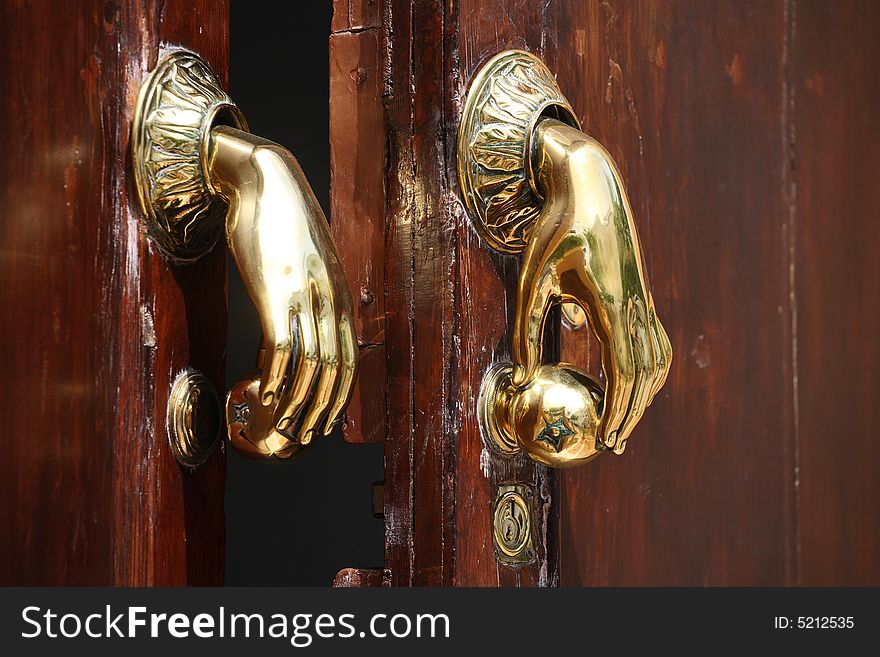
[131,49,247,262]
[457,50,580,254]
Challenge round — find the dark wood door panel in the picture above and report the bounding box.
[347,0,570,586]
[557,0,880,585]
[331,0,879,586]
[557,0,794,585]
[794,0,880,585]
[0,1,228,586]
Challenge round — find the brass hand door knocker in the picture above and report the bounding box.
[132,50,357,463]
[458,51,672,468]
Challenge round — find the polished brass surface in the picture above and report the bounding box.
[492,484,535,565]
[478,364,521,455]
[516,119,672,455]
[461,51,672,467]
[457,50,580,254]
[132,50,247,262]
[560,302,588,329]
[167,368,222,468]
[211,127,358,459]
[482,364,604,468]
[133,50,358,461]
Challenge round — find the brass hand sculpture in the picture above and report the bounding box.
[460,51,671,467]
[132,50,357,463]
[512,119,671,456]
[211,128,358,459]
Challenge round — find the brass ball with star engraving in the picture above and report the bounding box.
[509,364,605,468]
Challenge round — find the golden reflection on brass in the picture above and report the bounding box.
[461,51,672,467]
[211,127,358,459]
[131,49,247,262]
[492,484,535,565]
[481,363,604,468]
[167,368,222,468]
[457,50,580,254]
[561,302,587,329]
[134,50,358,461]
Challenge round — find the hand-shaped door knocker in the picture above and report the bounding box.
[458,51,671,467]
[132,50,357,462]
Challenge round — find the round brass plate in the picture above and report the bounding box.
[457,50,580,254]
[167,368,222,468]
[131,49,247,262]
[478,363,520,455]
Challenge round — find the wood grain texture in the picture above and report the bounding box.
[335,0,879,586]
[367,0,562,586]
[557,0,794,585]
[380,0,454,586]
[793,0,880,585]
[330,3,387,444]
[332,567,389,587]
[0,0,228,585]
[557,0,880,585]
[331,0,379,33]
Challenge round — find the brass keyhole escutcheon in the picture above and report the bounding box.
[493,485,535,565]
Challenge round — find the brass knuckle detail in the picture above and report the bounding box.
[461,51,672,468]
[133,50,358,462]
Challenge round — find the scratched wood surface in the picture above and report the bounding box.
[328,0,563,586]
[0,0,228,585]
[329,0,558,585]
[377,0,576,586]
[331,0,880,586]
[329,0,386,445]
[381,0,459,586]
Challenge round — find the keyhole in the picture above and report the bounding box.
[493,488,532,561]
[501,500,523,546]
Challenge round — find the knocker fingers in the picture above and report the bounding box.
[274,302,321,443]
[614,298,657,453]
[511,263,557,388]
[323,314,358,436]
[296,289,342,444]
[647,306,672,404]
[597,305,637,452]
[257,321,293,408]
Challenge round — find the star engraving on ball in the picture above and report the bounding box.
[535,417,575,452]
[230,401,250,426]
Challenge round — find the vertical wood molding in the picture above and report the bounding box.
[330,1,387,445]
[370,0,563,586]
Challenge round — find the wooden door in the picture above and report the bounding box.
[2,0,876,589]
[330,0,880,586]
[0,1,229,585]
